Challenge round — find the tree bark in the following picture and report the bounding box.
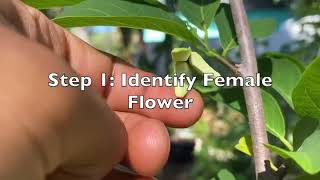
[229,0,270,178]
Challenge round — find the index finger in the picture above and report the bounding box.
[64,30,203,127]
[107,62,204,127]
[13,3,204,127]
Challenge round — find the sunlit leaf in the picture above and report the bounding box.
[295,173,320,180]
[178,0,220,30]
[235,136,253,156]
[23,0,85,9]
[215,4,237,51]
[293,57,320,119]
[137,0,169,11]
[215,5,280,53]
[293,118,319,150]
[258,53,305,108]
[210,89,291,150]
[266,129,320,174]
[54,0,199,44]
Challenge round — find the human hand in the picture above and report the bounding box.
[0,0,203,179]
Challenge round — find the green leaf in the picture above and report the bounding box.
[23,0,85,9]
[258,53,305,108]
[123,0,168,11]
[235,136,279,171]
[250,18,278,38]
[262,91,293,150]
[215,4,237,51]
[215,5,279,52]
[54,0,198,44]
[137,0,169,11]
[295,173,320,180]
[189,52,221,77]
[235,136,253,156]
[193,78,219,94]
[171,47,192,62]
[217,169,236,180]
[293,118,319,150]
[266,129,320,174]
[210,88,291,150]
[178,0,220,30]
[174,62,192,97]
[262,91,286,138]
[293,57,320,119]
[209,87,246,112]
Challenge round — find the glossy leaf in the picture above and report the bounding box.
[138,0,169,11]
[258,53,305,108]
[293,57,320,119]
[215,5,279,52]
[210,88,291,150]
[235,136,253,156]
[209,87,247,113]
[235,136,279,171]
[171,47,191,62]
[24,0,85,9]
[263,91,293,150]
[178,0,220,30]
[193,78,219,94]
[54,0,198,44]
[266,129,320,174]
[215,4,237,51]
[295,173,320,180]
[293,118,319,150]
[262,91,285,140]
[189,52,221,77]
[217,169,236,180]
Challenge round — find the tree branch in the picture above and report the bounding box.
[207,51,240,75]
[229,0,270,178]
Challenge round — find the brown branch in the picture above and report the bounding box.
[204,50,240,75]
[213,54,241,75]
[229,0,270,178]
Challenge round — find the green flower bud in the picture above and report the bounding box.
[174,61,192,98]
[189,52,221,77]
[171,47,191,62]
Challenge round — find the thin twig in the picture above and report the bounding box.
[196,42,240,75]
[207,51,240,75]
[229,0,270,178]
